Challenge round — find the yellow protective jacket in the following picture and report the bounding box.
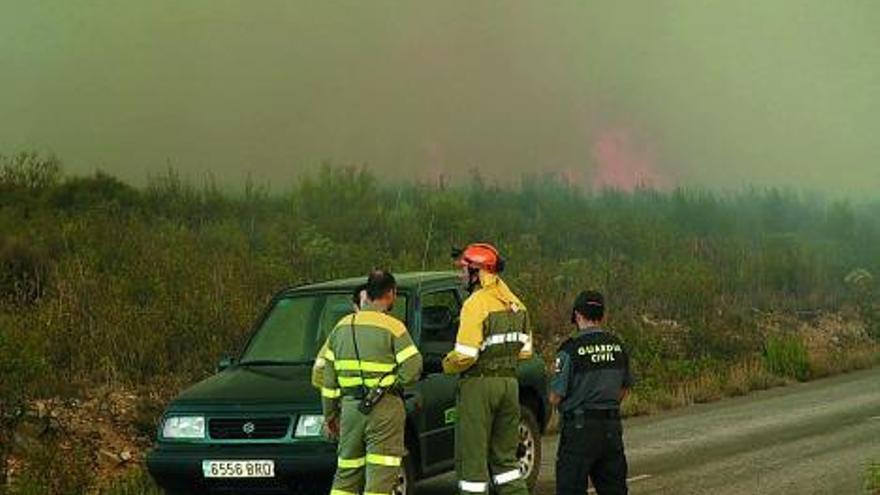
[321,306,423,420]
[442,271,533,375]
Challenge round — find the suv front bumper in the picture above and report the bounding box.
[147,442,337,494]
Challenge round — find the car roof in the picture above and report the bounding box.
[282,271,459,295]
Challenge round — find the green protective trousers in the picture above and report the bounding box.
[331,394,406,495]
[455,376,530,495]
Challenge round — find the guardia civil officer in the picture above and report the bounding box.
[550,290,634,495]
[443,243,532,495]
[321,271,423,495]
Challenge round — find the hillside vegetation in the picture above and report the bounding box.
[1,151,878,493]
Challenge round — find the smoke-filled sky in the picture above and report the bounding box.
[1,1,878,191]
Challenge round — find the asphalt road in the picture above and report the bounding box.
[417,367,880,495]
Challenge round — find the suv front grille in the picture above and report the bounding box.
[208,417,292,440]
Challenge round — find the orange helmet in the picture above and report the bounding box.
[455,243,504,273]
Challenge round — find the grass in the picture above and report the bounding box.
[99,469,161,495]
[621,344,880,418]
[764,334,810,381]
[8,441,94,495]
[622,358,786,417]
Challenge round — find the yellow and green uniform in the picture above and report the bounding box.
[322,304,423,495]
[443,272,532,495]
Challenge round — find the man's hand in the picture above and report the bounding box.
[323,416,340,441]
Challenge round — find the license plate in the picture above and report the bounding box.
[202,460,275,478]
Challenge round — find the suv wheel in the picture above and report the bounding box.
[392,450,416,495]
[518,405,542,491]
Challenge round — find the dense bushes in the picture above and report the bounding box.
[0,159,877,389]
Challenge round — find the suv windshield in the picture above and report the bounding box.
[240,292,408,364]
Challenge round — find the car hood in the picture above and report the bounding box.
[172,365,318,406]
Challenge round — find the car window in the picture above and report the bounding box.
[241,292,408,363]
[317,297,357,343]
[385,295,408,326]
[419,290,461,356]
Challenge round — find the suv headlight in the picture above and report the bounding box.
[295,414,324,437]
[162,416,206,439]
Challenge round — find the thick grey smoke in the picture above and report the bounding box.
[1,0,878,192]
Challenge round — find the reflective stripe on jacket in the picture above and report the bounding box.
[442,272,533,375]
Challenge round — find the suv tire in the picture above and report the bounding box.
[518,405,542,492]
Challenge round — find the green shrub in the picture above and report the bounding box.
[0,152,61,192]
[0,236,51,306]
[845,269,879,341]
[49,171,140,212]
[867,460,880,495]
[763,334,810,381]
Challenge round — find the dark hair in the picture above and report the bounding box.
[572,290,605,322]
[366,270,397,301]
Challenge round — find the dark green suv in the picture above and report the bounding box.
[147,272,549,494]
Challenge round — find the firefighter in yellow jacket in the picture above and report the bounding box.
[443,244,532,495]
[322,271,423,495]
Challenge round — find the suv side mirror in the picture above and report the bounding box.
[423,355,444,375]
[217,356,236,372]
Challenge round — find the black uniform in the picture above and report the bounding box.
[551,327,634,495]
